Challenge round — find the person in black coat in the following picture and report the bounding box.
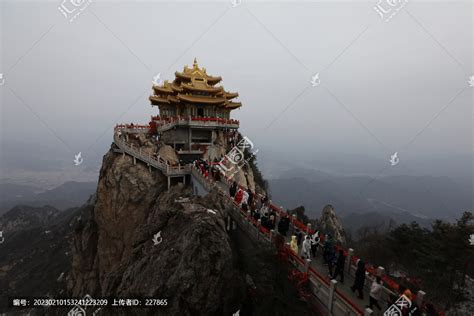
[295,229,303,246]
[229,181,237,198]
[331,249,346,283]
[247,189,254,207]
[282,216,290,236]
[277,215,290,236]
[351,260,366,299]
[327,248,336,276]
[277,216,284,234]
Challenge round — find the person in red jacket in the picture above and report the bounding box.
[234,189,244,205]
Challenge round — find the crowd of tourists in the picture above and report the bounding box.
[223,183,426,314]
[228,181,277,231]
[194,158,222,182]
[190,148,438,316]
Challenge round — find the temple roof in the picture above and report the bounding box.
[181,82,223,93]
[177,93,227,104]
[149,95,170,104]
[175,58,222,85]
[225,101,242,109]
[152,80,173,94]
[150,59,242,109]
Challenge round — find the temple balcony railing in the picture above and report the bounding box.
[115,124,151,134]
[151,116,239,132]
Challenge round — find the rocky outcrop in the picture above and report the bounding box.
[204,130,227,161]
[69,146,167,296]
[69,148,244,315]
[319,204,346,245]
[159,144,179,164]
[109,186,243,314]
[214,156,257,192]
[449,276,474,316]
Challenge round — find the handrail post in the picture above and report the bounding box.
[269,229,274,247]
[347,248,354,273]
[257,219,261,240]
[376,266,385,277]
[307,223,312,235]
[328,279,337,313]
[416,290,426,307]
[305,258,310,272]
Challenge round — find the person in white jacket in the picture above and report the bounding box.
[241,190,249,207]
[302,235,312,260]
[369,276,383,310]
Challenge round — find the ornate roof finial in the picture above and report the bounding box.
[193,58,198,68]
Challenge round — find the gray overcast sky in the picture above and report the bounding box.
[0,0,472,180]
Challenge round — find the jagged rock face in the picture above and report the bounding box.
[158,144,179,164]
[70,149,167,296]
[204,130,227,161]
[129,132,157,155]
[202,130,257,191]
[111,187,243,314]
[233,165,256,191]
[217,158,256,191]
[319,204,346,245]
[69,149,243,315]
[449,275,474,315]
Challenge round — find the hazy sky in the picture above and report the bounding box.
[1,0,473,181]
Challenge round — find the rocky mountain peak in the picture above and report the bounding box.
[319,204,346,245]
[68,146,245,314]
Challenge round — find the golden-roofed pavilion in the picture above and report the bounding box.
[150,58,242,118]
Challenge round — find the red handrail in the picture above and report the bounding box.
[335,288,365,315]
[308,266,330,287]
[194,165,365,315]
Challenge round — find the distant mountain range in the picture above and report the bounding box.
[268,168,472,233]
[0,181,96,215]
[0,204,80,306]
